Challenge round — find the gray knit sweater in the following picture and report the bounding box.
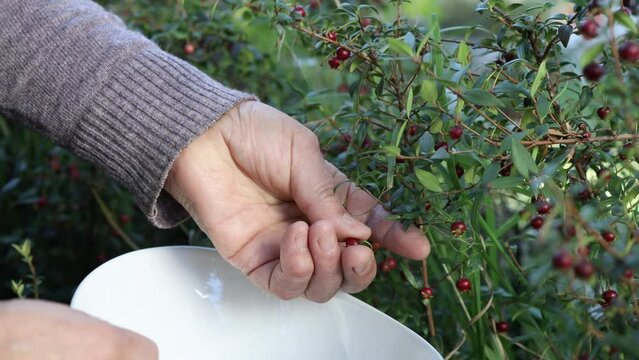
[0,0,256,228]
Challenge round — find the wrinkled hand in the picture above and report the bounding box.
[165,101,430,302]
[0,299,157,360]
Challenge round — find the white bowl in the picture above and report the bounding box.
[71,246,442,360]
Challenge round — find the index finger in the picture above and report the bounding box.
[326,162,430,260]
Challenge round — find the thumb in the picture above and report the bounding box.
[289,130,371,241]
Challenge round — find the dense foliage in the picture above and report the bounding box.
[2,0,639,358]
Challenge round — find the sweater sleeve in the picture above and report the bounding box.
[0,0,256,228]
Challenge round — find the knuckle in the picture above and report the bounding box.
[287,258,313,279]
[300,129,321,149]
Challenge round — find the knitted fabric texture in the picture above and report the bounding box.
[0,0,256,228]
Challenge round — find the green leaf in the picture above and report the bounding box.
[406,86,414,116]
[415,169,443,192]
[558,24,572,48]
[511,139,538,177]
[461,89,505,107]
[400,262,421,289]
[387,38,414,56]
[491,176,525,189]
[420,132,435,152]
[615,11,638,34]
[457,41,471,65]
[404,31,416,50]
[383,145,401,157]
[530,60,547,98]
[420,80,438,104]
[430,119,443,134]
[580,43,605,67]
[536,95,550,120]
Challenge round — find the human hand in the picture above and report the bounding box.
[0,299,157,360]
[165,101,430,302]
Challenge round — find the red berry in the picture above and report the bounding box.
[574,259,595,279]
[624,269,634,280]
[456,278,472,292]
[424,201,432,211]
[565,225,577,239]
[602,289,618,305]
[408,125,417,136]
[455,165,464,178]
[69,163,81,181]
[328,57,341,69]
[434,141,449,151]
[386,257,397,269]
[310,0,320,10]
[597,106,611,119]
[336,47,351,61]
[503,52,517,62]
[36,196,48,209]
[345,238,359,247]
[372,241,383,251]
[337,83,349,93]
[578,189,592,200]
[449,125,463,140]
[420,287,434,299]
[495,321,510,333]
[380,262,392,273]
[451,221,467,236]
[579,19,599,39]
[292,5,306,18]
[500,161,512,176]
[601,230,616,243]
[552,250,573,270]
[530,216,544,230]
[360,18,372,27]
[119,214,130,224]
[50,156,61,172]
[535,200,551,214]
[184,42,195,55]
[598,169,612,181]
[619,41,639,62]
[583,62,605,82]
[326,31,337,42]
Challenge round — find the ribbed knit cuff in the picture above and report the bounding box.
[71,48,256,228]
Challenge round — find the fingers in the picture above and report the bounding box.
[249,221,314,300]
[305,221,342,302]
[365,205,431,260]
[340,245,377,293]
[245,220,376,302]
[326,162,430,260]
[118,326,159,360]
[289,129,371,241]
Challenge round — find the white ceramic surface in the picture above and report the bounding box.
[71,246,442,360]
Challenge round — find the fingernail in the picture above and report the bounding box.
[319,235,336,253]
[354,259,373,275]
[296,231,308,250]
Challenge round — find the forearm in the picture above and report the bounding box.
[0,0,255,227]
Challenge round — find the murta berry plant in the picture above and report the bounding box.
[2,0,639,359]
